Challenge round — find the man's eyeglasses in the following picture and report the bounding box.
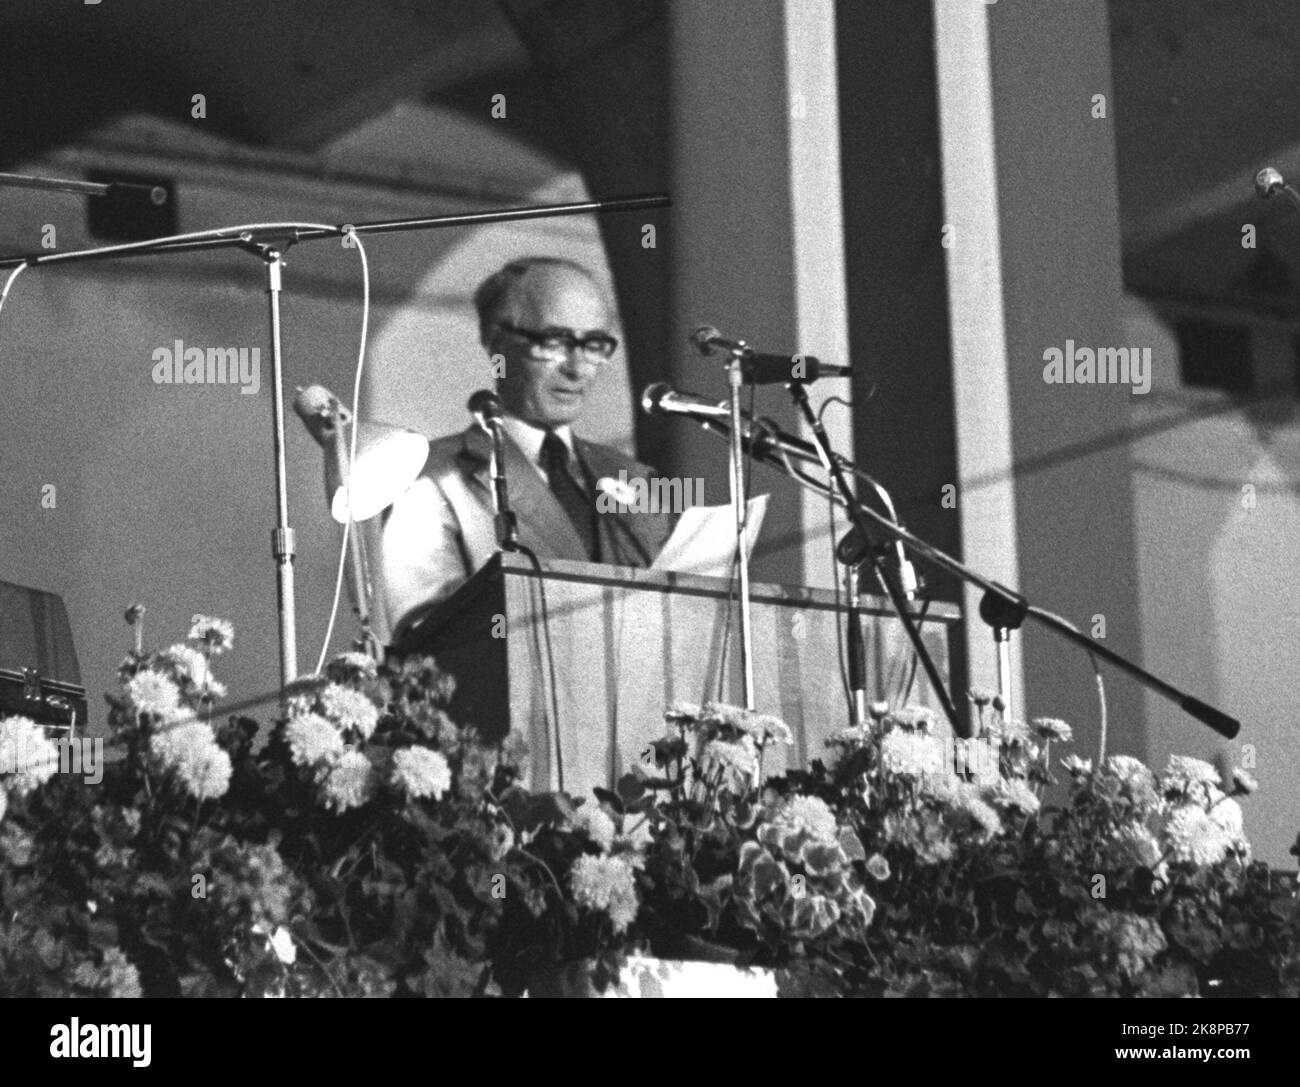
[496,321,619,362]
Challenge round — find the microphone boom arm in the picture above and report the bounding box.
[700,412,1241,740]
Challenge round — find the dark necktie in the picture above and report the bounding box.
[539,429,598,561]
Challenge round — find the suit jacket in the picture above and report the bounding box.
[378,423,677,641]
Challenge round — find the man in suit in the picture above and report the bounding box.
[380,256,677,642]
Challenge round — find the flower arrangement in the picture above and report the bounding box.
[1,612,1297,998]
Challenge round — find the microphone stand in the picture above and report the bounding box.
[0,193,668,699]
[482,419,519,552]
[784,381,966,737]
[701,412,1241,741]
[726,348,757,709]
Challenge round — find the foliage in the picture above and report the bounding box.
[1,617,1297,998]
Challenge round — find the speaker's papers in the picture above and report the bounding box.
[650,494,769,578]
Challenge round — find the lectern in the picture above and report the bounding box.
[394,554,960,799]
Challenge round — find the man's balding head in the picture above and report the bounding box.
[474,257,614,428]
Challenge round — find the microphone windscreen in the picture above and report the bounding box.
[293,384,343,445]
[641,382,672,414]
[468,389,504,420]
[689,326,723,356]
[1256,167,1284,198]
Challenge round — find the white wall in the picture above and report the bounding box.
[1124,294,1300,866]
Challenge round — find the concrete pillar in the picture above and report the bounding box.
[666,0,853,596]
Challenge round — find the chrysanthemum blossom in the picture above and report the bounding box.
[572,804,617,852]
[0,715,61,796]
[1161,755,1221,793]
[187,614,234,654]
[881,729,944,779]
[703,737,758,782]
[1104,754,1159,807]
[125,670,183,719]
[320,683,380,740]
[570,854,639,934]
[321,749,373,812]
[777,795,839,845]
[1032,717,1073,743]
[1162,804,1232,866]
[159,643,226,699]
[985,778,1040,816]
[284,713,345,768]
[150,722,231,801]
[331,651,378,679]
[391,746,452,801]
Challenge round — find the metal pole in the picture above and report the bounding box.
[263,250,298,699]
[727,355,755,709]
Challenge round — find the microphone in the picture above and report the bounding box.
[642,382,732,421]
[689,325,851,383]
[643,383,919,596]
[293,384,351,445]
[1256,167,1285,198]
[1254,166,1300,214]
[468,389,505,430]
[467,389,517,550]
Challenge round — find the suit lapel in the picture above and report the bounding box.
[456,424,589,561]
[578,439,669,565]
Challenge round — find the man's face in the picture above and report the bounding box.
[490,267,613,428]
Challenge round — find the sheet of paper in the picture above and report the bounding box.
[650,494,769,578]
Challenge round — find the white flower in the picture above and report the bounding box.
[1230,768,1258,796]
[187,615,234,654]
[570,854,639,934]
[984,778,1040,816]
[881,729,944,779]
[1162,804,1232,866]
[321,750,373,812]
[158,643,225,699]
[149,722,231,800]
[125,670,182,719]
[284,713,344,768]
[708,704,794,746]
[1161,755,1221,793]
[886,706,937,733]
[391,746,452,801]
[572,804,617,852]
[1208,796,1246,841]
[330,651,378,679]
[776,795,839,844]
[0,715,61,795]
[702,737,757,783]
[1032,717,1073,743]
[1104,754,1159,807]
[829,726,869,746]
[320,683,380,740]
